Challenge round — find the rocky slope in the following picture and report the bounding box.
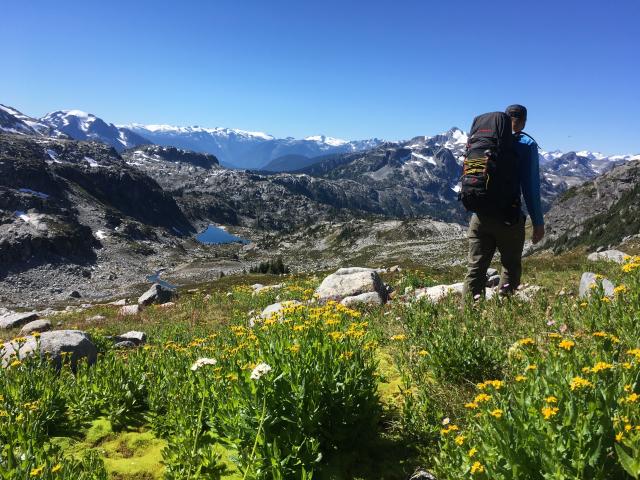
[539,158,640,252]
[0,133,201,305]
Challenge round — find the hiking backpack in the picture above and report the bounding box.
[459,111,522,224]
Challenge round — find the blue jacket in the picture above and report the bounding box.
[515,133,544,226]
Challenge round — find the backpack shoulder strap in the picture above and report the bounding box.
[517,131,540,149]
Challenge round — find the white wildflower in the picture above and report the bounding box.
[250,362,272,381]
[191,357,217,371]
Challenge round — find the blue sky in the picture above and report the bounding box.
[1,0,638,153]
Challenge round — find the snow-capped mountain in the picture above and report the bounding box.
[125,123,384,169]
[41,110,150,152]
[0,104,66,138]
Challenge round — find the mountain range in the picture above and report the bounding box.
[1,101,639,305]
[2,103,637,177]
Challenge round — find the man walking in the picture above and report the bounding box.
[462,104,545,300]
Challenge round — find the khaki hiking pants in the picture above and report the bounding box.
[463,213,526,299]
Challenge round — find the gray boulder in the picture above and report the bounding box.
[138,283,177,307]
[315,267,387,303]
[414,283,464,303]
[579,272,615,298]
[114,341,137,349]
[119,305,141,316]
[486,275,501,288]
[1,330,97,370]
[0,311,39,330]
[86,314,106,323]
[19,319,52,336]
[340,292,384,307]
[115,331,146,345]
[587,249,628,264]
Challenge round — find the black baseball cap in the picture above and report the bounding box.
[506,104,527,120]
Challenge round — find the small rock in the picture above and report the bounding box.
[486,275,501,288]
[138,283,177,307]
[86,315,106,323]
[69,290,82,299]
[587,249,628,264]
[119,305,141,316]
[260,300,302,320]
[414,283,464,303]
[486,267,499,278]
[409,469,437,480]
[340,292,383,307]
[115,331,146,345]
[19,320,52,336]
[109,299,127,306]
[579,272,615,299]
[515,285,543,302]
[252,283,283,295]
[114,341,137,349]
[389,265,402,273]
[0,311,39,330]
[158,302,175,309]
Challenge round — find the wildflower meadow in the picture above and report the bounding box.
[1,254,640,479]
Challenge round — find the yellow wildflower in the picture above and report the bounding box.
[613,285,628,295]
[591,362,613,373]
[490,409,503,419]
[558,339,575,351]
[625,424,633,432]
[454,434,465,445]
[624,393,639,403]
[471,461,485,474]
[468,447,477,457]
[548,333,562,339]
[478,379,504,390]
[627,349,640,360]
[541,406,559,419]
[328,331,344,341]
[474,393,492,404]
[339,351,354,360]
[30,465,44,476]
[289,345,300,354]
[616,432,624,442]
[51,464,62,473]
[465,402,479,409]
[515,375,526,382]
[10,360,22,368]
[518,338,535,346]
[390,334,407,341]
[570,376,594,391]
[525,364,537,371]
[440,425,459,435]
[418,350,429,356]
[601,296,611,303]
[622,262,640,273]
[545,396,558,403]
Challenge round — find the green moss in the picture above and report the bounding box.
[376,349,403,408]
[100,431,166,479]
[85,417,115,446]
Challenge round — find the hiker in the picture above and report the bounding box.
[460,105,545,300]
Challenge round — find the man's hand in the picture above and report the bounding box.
[532,225,545,244]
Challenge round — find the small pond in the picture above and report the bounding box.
[196,225,249,245]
